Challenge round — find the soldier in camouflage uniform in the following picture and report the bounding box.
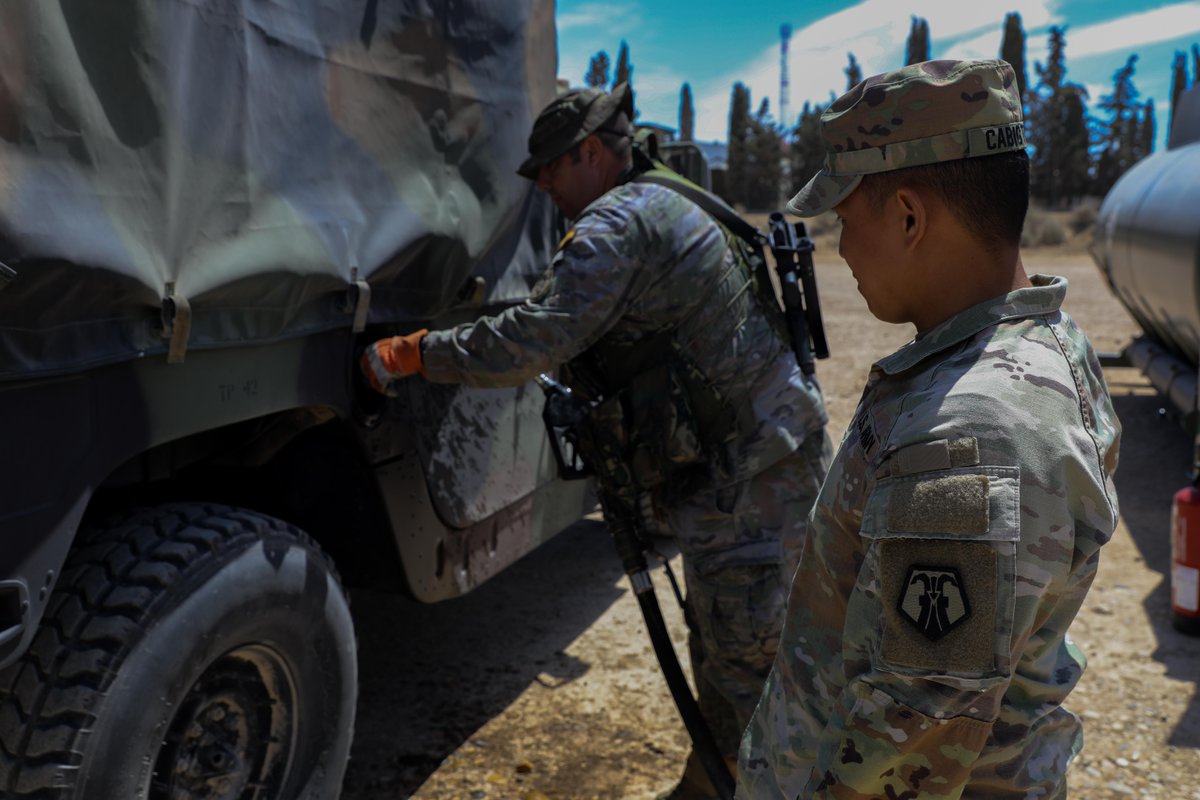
[737,59,1120,799]
[363,83,832,797]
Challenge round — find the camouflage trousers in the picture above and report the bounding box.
[664,428,833,758]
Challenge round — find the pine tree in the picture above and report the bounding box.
[846,53,863,91]
[905,17,930,66]
[679,83,695,141]
[745,99,783,210]
[1170,51,1188,141]
[726,82,751,207]
[1061,89,1091,205]
[1095,54,1141,193]
[789,101,826,193]
[585,51,610,88]
[1139,99,1156,161]
[1028,26,1092,207]
[1000,13,1028,105]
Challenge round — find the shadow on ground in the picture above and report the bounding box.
[1109,384,1200,750]
[340,515,630,798]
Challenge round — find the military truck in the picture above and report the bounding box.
[0,2,592,797]
[633,124,712,190]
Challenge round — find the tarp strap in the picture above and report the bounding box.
[0,261,15,292]
[349,277,371,333]
[162,284,192,364]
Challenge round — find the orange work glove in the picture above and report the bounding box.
[360,329,429,395]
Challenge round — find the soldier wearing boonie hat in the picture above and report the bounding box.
[362,82,833,799]
[736,59,1119,800]
[516,82,635,179]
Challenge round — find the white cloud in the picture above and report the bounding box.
[1067,3,1200,59]
[557,3,641,33]
[631,64,685,97]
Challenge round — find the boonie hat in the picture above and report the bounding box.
[788,59,1025,217]
[517,82,634,179]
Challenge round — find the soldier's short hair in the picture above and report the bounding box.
[859,149,1029,249]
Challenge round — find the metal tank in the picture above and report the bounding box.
[1091,85,1200,425]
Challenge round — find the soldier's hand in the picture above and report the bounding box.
[360,329,429,394]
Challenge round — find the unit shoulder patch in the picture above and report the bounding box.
[897,565,970,640]
[879,538,1002,675]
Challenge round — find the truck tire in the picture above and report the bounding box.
[0,503,357,799]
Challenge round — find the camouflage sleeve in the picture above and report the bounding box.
[810,426,1111,797]
[420,204,652,388]
[806,674,997,798]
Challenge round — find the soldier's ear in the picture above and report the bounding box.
[581,134,603,166]
[894,188,927,250]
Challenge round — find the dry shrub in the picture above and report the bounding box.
[1069,203,1098,235]
[1021,209,1067,248]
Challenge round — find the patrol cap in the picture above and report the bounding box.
[787,59,1025,217]
[517,82,634,179]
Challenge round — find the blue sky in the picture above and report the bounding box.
[556,0,1200,151]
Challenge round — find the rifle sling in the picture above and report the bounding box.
[633,172,761,245]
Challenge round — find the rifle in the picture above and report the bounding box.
[767,212,829,375]
[535,373,736,800]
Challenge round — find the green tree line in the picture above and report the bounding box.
[585,17,1198,212]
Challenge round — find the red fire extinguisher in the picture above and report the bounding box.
[1171,486,1200,634]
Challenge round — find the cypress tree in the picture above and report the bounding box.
[845,53,863,91]
[680,83,695,141]
[614,41,632,88]
[585,51,610,89]
[726,83,751,207]
[612,41,635,117]
[905,17,930,66]
[1000,13,1028,105]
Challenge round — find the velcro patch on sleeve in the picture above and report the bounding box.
[947,437,980,468]
[888,437,980,477]
[887,474,989,534]
[880,538,999,674]
[892,440,952,475]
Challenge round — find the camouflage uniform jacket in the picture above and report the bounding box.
[738,274,1120,799]
[422,181,827,491]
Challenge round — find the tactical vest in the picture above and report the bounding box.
[565,155,789,501]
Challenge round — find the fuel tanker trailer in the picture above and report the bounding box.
[0,2,595,797]
[1091,84,1200,634]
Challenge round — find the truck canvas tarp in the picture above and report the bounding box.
[0,0,559,376]
[0,5,597,794]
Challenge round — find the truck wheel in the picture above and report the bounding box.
[0,503,357,799]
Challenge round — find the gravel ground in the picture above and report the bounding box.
[339,248,1200,800]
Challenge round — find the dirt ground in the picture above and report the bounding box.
[339,244,1200,800]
